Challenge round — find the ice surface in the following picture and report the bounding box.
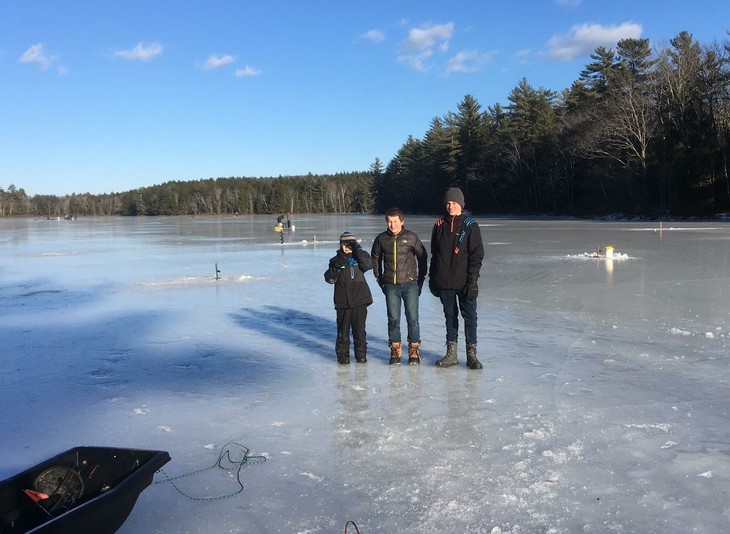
[2,215,730,533]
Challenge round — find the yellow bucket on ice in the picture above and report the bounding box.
[605,245,614,259]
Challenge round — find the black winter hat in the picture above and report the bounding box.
[443,187,465,208]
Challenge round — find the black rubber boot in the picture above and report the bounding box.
[354,341,367,363]
[435,341,458,367]
[336,340,350,365]
[466,343,483,369]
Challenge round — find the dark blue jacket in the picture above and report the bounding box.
[324,247,373,310]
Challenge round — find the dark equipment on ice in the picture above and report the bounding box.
[0,446,170,534]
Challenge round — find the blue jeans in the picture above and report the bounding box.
[438,289,477,345]
[383,281,420,343]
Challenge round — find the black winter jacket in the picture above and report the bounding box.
[429,212,484,290]
[324,247,374,310]
[371,228,427,287]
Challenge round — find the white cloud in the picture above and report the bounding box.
[235,65,262,77]
[544,22,643,61]
[404,22,454,53]
[19,43,55,70]
[514,49,531,64]
[203,54,235,70]
[113,42,163,61]
[445,49,497,75]
[362,29,385,43]
[398,22,454,71]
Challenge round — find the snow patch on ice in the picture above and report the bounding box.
[623,423,671,433]
[140,274,257,288]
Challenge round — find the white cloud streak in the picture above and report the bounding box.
[113,42,163,61]
[445,49,497,75]
[19,43,55,70]
[514,49,531,64]
[204,54,236,70]
[362,29,385,43]
[398,22,454,71]
[544,22,643,61]
[235,65,262,77]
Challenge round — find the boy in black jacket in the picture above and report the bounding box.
[371,207,428,365]
[429,187,485,369]
[324,231,373,364]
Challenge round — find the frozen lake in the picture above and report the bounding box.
[2,214,730,533]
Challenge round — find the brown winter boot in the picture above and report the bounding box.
[407,341,421,365]
[389,342,403,365]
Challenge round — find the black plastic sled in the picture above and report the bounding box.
[0,446,171,534]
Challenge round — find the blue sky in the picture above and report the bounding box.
[1,1,728,196]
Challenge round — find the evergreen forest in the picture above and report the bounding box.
[2,32,730,219]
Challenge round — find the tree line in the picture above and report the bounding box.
[378,31,730,216]
[3,30,729,219]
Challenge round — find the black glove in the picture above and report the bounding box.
[463,275,478,300]
[344,240,359,251]
[334,252,349,270]
[428,278,439,297]
[377,276,385,292]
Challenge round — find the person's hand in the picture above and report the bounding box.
[341,241,358,255]
[463,275,478,300]
[429,278,439,297]
[334,252,349,270]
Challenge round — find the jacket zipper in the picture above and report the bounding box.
[392,234,398,284]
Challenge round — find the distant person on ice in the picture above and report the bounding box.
[371,207,428,365]
[324,231,373,364]
[429,187,485,369]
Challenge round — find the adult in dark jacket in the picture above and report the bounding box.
[429,187,485,369]
[371,207,427,365]
[324,231,373,364]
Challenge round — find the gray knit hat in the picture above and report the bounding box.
[339,231,357,243]
[443,187,465,208]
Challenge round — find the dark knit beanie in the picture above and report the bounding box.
[443,187,465,208]
[339,231,357,243]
